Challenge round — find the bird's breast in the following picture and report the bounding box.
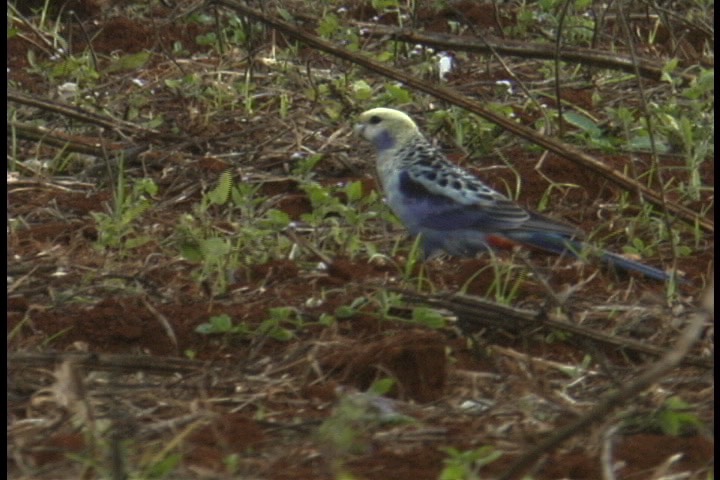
[376,168,420,229]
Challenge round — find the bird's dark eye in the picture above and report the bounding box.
[369,115,382,125]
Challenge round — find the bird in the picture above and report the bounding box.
[354,107,679,282]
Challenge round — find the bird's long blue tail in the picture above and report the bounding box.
[597,250,673,281]
[506,232,676,282]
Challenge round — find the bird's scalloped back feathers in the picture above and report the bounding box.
[397,140,531,217]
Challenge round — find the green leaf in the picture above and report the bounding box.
[344,181,363,202]
[211,314,233,331]
[372,0,400,9]
[439,445,502,479]
[164,78,183,89]
[659,396,702,435]
[121,199,151,224]
[376,51,394,62]
[262,209,291,229]
[627,135,671,153]
[124,235,151,249]
[352,80,373,100]
[683,68,713,100]
[411,307,446,329]
[145,115,165,129]
[137,178,158,196]
[335,306,357,318]
[317,14,340,38]
[195,32,218,47]
[49,56,98,80]
[660,58,680,83]
[335,297,367,318]
[195,323,214,335]
[276,7,294,22]
[323,102,343,121]
[563,111,602,138]
[199,237,231,260]
[384,84,412,104]
[180,242,203,262]
[269,306,296,321]
[207,170,233,205]
[143,452,181,479]
[268,325,295,341]
[104,51,151,73]
[196,314,233,334]
[258,318,295,341]
[369,378,395,395]
[293,153,324,175]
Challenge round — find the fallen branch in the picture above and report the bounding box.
[9,121,127,157]
[8,89,157,136]
[9,351,204,375]
[349,23,698,84]
[395,289,712,369]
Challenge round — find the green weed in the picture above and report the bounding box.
[92,166,158,253]
[621,396,705,436]
[439,445,503,480]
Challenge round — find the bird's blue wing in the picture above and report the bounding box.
[396,147,582,237]
[396,169,529,231]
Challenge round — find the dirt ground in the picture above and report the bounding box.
[8,1,713,479]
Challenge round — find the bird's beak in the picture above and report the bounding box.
[353,123,365,137]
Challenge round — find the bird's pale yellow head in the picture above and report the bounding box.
[355,108,422,151]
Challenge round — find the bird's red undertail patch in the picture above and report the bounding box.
[486,234,518,250]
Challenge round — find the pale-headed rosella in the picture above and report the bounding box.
[354,107,679,282]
